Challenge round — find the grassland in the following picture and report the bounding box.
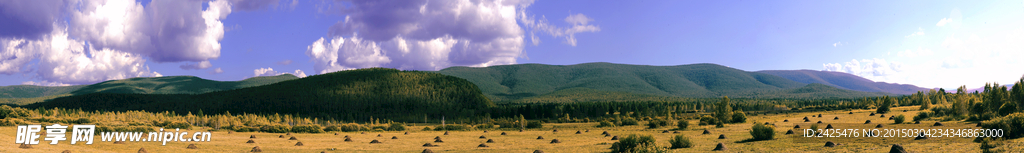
[2,106,1011,153]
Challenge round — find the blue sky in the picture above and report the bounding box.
[1,0,1023,89]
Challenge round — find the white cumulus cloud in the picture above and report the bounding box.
[936,18,953,27]
[253,67,306,78]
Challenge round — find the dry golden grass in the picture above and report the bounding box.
[0,106,1013,153]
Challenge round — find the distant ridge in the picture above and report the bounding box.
[756,70,926,95]
[438,62,887,102]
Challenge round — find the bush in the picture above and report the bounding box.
[260,124,291,133]
[914,111,931,121]
[668,134,692,149]
[676,120,689,130]
[162,121,191,129]
[715,121,724,128]
[475,123,494,130]
[732,111,747,123]
[291,124,324,133]
[372,126,388,131]
[750,123,775,140]
[698,116,718,126]
[894,115,906,124]
[610,134,658,153]
[323,125,342,132]
[646,119,669,129]
[526,121,544,129]
[434,124,471,131]
[422,127,432,131]
[387,123,407,131]
[620,118,639,126]
[598,121,615,127]
[980,113,1024,139]
[338,123,365,132]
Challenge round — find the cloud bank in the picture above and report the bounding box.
[253,67,306,78]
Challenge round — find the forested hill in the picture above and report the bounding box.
[437,62,887,102]
[28,68,495,122]
[0,85,85,99]
[756,70,927,95]
[70,74,300,95]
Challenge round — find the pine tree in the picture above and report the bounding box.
[715,96,732,124]
[920,91,932,110]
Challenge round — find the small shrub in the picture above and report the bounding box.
[422,127,432,131]
[750,123,775,140]
[610,134,658,153]
[162,121,191,129]
[598,121,615,127]
[475,123,494,130]
[260,124,291,133]
[894,115,906,124]
[620,118,639,126]
[980,113,1024,139]
[698,116,718,126]
[914,111,931,121]
[526,121,544,129]
[668,134,692,149]
[291,124,324,133]
[387,123,407,131]
[715,121,724,128]
[323,125,342,132]
[433,124,471,131]
[732,111,747,123]
[646,119,668,129]
[372,126,388,131]
[676,120,689,130]
[338,123,365,132]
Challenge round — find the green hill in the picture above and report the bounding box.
[0,85,85,98]
[438,62,885,102]
[70,74,300,95]
[28,68,494,122]
[756,70,926,95]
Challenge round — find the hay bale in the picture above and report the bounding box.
[289,136,298,140]
[834,117,839,120]
[578,131,584,134]
[785,129,794,135]
[794,125,801,129]
[703,130,711,134]
[444,131,449,135]
[344,138,353,142]
[434,136,442,139]
[18,144,31,149]
[501,132,507,135]
[537,136,545,139]
[533,150,544,153]
[876,124,884,128]
[486,139,495,143]
[933,122,943,126]
[849,112,854,114]
[865,120,872,124]
[246,139,256,143]
[138,147,147,153]
[550,139,561,143]
[817,121,823,123]
[880,114,885,117]
[602,131,609,135]
[370,140,382,144]
[718,134,726,139]
[480,136,487,139]
[889,144,908,153]
[392,136,399,139]
[114,141,126,144]
[611,136,619,140]
[434,138,444,143]
[423,143,436,147]
[478,143,489,147]
[824,141,836,147]
[62,150,71,153]
[783,119,789,122]
[825,124,833,129]
[712,143,727,151]
[187,144,199,149]
[250,146,262,152]
[914,132,928,140]
[294,142,304,146]
[422,149,434,153]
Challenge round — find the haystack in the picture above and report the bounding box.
[712,143,727,151]
[718,134,727,139]
[250,146,262,152]
[783,119,789,122]
[370,140,382,144]
[344,138,353,142]
[825,124,834,129]
[550,139,561,143]
[818,114,823,117]
[553,129,559,132]
[246,139,256,143]
[251,135,256,138]
[880,114,885,117]
[423,143,437,147]
[578,131,584,134]
[914,132,928,140]
[478,143,489,147]
[294,142,304,146]
[434,138,444,143]
[533,150,544,153]
[501,132,507,135]
[186,144,198,149]
[876,124,884,128]
[794,125,801,128]
[824,141,837,147]
[486,139,495,143]
[817,121,823,123]
[334,133,338,135]
[602,131,609,135]
[673,131,680,134]
[114,141,126,144]
[377,134,382,137]
[661,130,669,133]
[444,131,449,135]
[138,147,147,153]
[785,129,794,135]
[933,122,943,126]
[62,150,71,153]
[480,136,487,139]
[849,112,854,114]
[361,132,366,134]
[611,136,619,140]
[286,132,291,135]
[18,144,31,149]
[703,129,711,134]
[392,136,398,139]
[889,144,907,153]
[834,117,839,120]
[345,135,351,138]
[279,135,284,138]
[483,130,488,133]
[422,149,434,153]
[889,116,894,120]
[537,136,544,139]
[288,136,298,140]
[865,120,872,124]
[405,132,409,135]
[870,113,876,116]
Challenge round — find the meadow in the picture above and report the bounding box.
[2,106,1011,153]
